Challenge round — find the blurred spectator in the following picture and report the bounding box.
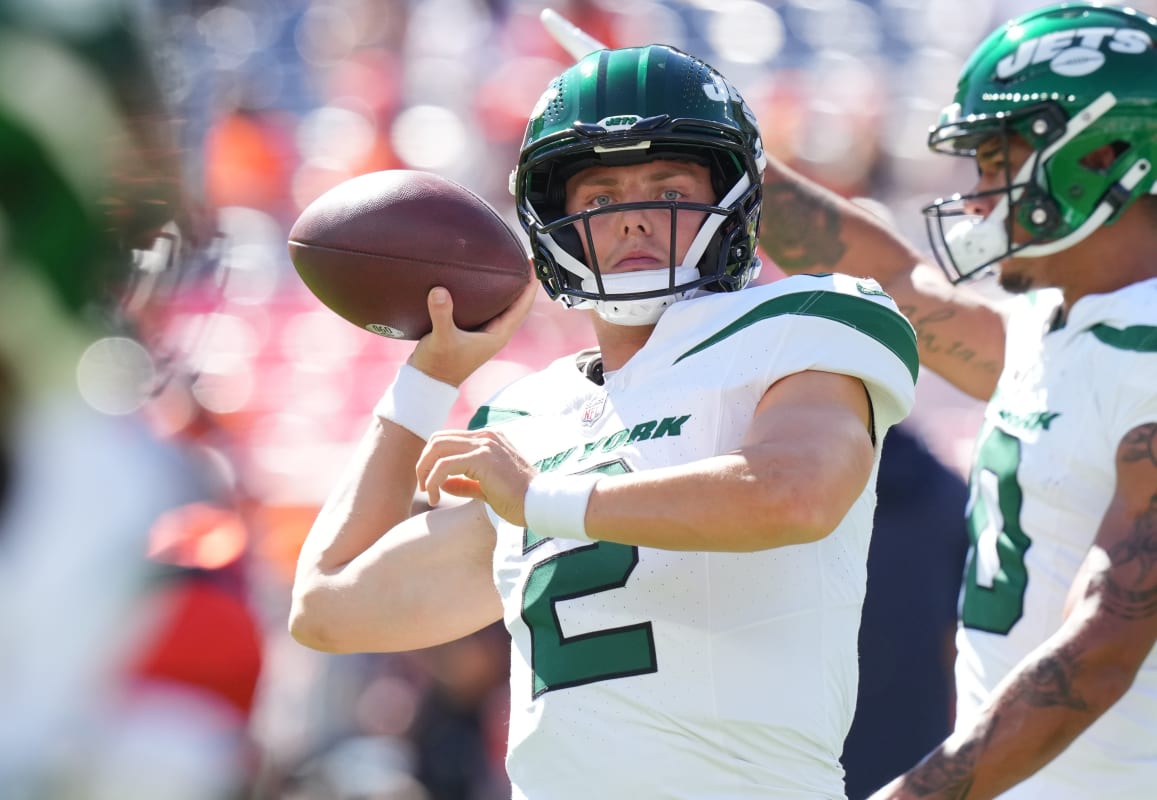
[842,423,969,800]
[0,0,262,797]
[205,104,299,223]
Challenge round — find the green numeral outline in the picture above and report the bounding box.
[521,460,657,696]
[962,426,1031,634]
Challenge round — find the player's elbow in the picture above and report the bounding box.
[288,583,354,654]
[774,487,854,546]
[740,478,857,549]
[751,447,873,548]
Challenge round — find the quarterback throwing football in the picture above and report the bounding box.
[292,45,918,799]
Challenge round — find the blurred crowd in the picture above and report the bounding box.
[3,0,1154,798]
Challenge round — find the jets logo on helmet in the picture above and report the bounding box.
[598,115,644,131]
[995,25,1152,79]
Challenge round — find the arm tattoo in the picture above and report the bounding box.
[903,722,995,799]
[1121,423,1157,468]
[1100,426,1157,620]
[759,182,847,269]
[1100,565,1157,620]
[1013,643,1090,712]
[899,305,1003,378]
[904,755,976,799]
[901,650,1088,797]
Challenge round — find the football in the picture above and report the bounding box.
[288,169,532,340]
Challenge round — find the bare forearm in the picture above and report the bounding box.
[585,456,858,551]
[578,371,875,552]
[886,633,1131,799]
[297,418,428,573]
[586,419,873,552]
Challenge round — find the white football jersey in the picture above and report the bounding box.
[471,275,918,800]
[955,278,1157,799]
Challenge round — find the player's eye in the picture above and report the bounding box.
[974,158,1005,181]
[592,193,613,207]
[661,188,683,202]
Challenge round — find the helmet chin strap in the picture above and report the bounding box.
[581,265,701,325]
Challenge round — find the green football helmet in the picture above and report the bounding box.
[510,45,766,325]
[0,0,228,321]
[923,2,1157,283]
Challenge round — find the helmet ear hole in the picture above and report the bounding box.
[1078,142,1127,172]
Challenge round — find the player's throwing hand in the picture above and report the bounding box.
[417,428,536,525]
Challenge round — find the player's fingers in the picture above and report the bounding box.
[425,477,442,507]
[416,430,476,481]
[482,278,537,336]
[439,476,484,500]
[417,431,479,478]
[421,452,481,505]
[426,286,459,336]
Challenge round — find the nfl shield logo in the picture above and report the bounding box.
[581,395,606,427]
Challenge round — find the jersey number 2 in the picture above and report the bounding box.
[962,426,1031,634]
[521,461,657,697]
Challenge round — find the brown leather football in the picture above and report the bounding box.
[288,170,531,340]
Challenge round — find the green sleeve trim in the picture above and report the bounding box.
[1090,323,1157,353]
[674,290,920,383]
[467,406,531,430]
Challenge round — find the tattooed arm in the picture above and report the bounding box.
[759,157,1005,401]
[869,423,1157,800]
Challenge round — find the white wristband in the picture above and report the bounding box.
[523,472,602,543]
[373,363,459,440]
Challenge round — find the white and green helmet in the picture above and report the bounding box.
[510,45,767,325]
[924,2,1157,283]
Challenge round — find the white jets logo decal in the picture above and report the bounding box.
[703,73,744,103]
[702,75,766,166]
[995,26,1151,79]
[595,115,643,132]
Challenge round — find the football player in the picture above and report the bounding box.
[291,44,918,798]
[756,3,1157,798]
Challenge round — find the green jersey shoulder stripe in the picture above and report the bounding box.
[1090,323,1157,353]
[674,290,919,382]
[468,406,531,430]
